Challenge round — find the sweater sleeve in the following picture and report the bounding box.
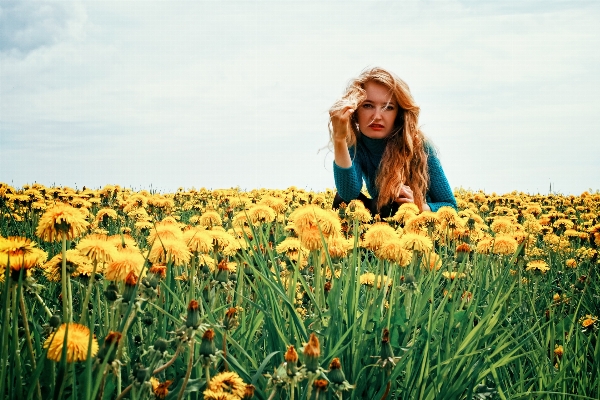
[333,148,364,202]
[425,147,457,211]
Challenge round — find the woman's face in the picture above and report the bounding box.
[356,81,399,139]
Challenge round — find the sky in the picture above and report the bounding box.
[1,1,599,195]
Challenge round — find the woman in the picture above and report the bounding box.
[329,67,457,217]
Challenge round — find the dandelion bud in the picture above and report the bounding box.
[327,358,346,385]
[303,333,321,373]
[243,384,255,399]
[122,271,138,302]
[142,315,154,326]
[153,338,169,353]
[199,329,216,357]
[324,281,332,299]
[380,328,394,361]
[49,314,61,328]
[215,259,229,283]
[223,307,239,331]
[313,379,328,393]
[135,365,149,383]
[186,300,201,329]
[98,331,122,363]
[104,283,119,302]
[285,345,299,376]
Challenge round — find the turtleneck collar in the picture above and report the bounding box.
[359,134,387,156]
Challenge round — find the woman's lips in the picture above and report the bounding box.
[369,124,384,130]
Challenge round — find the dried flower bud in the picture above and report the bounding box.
[303,333,321,372]
[380,328,394,361]
[122,271,138,302]
[285,345,299,376]
[327,357,346,384]
[223,307,239,331]
[186,300,201,329]
[199,329,216,357]
[98,331,122,363]
[215,259,229,283]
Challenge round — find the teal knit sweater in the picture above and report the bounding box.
[333,135,457,211]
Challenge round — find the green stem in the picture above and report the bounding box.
[19,289,42,400]
[12,285,23,399]
[61,233,69,322]
[79,259,99,325]
[177,340,195,400]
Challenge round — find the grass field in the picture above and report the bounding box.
[1,183,598,400]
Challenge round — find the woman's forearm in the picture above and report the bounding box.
[333,139,352,168]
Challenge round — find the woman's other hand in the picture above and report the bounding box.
[394,185,430,211]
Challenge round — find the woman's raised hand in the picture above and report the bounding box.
[329,103,355,143]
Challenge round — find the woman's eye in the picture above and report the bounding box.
[362,104,373,109]
[384,105,395,111]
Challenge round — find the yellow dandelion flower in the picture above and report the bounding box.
[580,314,598,329]
[104,248,145,281]
[326,236,353,260]
[208,230,237,252]
[199,210,222,227]
[299,226,323,251]
[36,203,90,242]
[43,250,93,281]
[375,238,412,266]
[491,234,518,255]
[566,259,577,268]
[398,233,433,253]
[359,272,376,286]
[0,236,47,271]
[490,217,515,234]
[147,223,183,245]
[206,371,246,399]
[44,323,99,363]
[94,208,118,225]
[475,236,494,254]
[183,227,214,253]
[76,234,117,264]
[362,223,399,251]
[442,271,466,280]
[246,204,276,225]
[203,389,239,400]
[526,260,550,273]
[436,206,459,225]
[149,238,191,266]
[290,205,341,238]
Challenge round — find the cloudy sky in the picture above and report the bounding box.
[1,1,599,195]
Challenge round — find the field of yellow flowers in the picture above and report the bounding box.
[0,182,598,400]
